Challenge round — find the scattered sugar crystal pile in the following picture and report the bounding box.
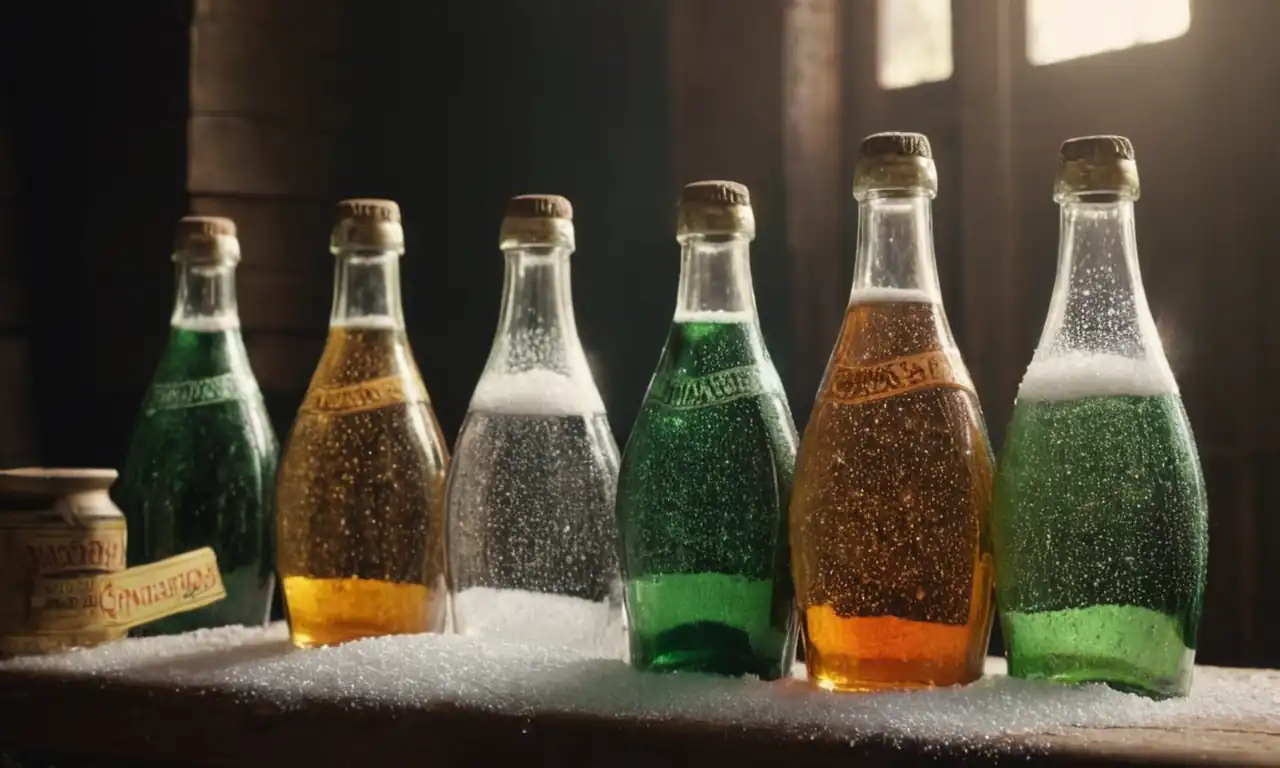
[5,624,1276,754]
[450,587,626,658]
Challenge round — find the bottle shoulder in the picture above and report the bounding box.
[307,325,425,390]
[652,318,779,378]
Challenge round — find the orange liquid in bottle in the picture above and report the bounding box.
[790,298,994,690]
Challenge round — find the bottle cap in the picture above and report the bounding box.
[1055,135,1140,201]
[676,180,756,239]
[853,131,938,200]
[499,194,575,250]
[173,216,240,264]
[330,198,405,253]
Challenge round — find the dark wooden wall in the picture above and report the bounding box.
[0,50,36,469]
[2,0,1276,668]
[186,0,349,441]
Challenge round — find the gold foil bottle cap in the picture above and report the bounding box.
[677,180,755,239]
[173,216,240,264]
[1055,135,1140,201]
[330,198,405,253]
[853,131,938,200]
[499,194,575,250]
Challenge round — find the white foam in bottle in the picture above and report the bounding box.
[1017,352,1178,402]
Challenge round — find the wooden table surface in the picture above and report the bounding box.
[0,624,1276,767]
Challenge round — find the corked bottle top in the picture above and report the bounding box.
[499,194,575,250]
[853,131,938,200]
[1055,135,1140,201]
[677,180,756,238]
[173,216,240,264]
[331,198,405,253]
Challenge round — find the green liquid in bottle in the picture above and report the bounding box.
[117,326,278,635]
[992,389,1208,698]
[616,318,797,678]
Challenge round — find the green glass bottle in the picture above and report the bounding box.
[116,216,278,635]
[991,136,1208,698]
[616,181,797,679]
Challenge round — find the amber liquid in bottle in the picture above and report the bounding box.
[791,295,993,689]
[277,222,449,648]
[790,135,994,691]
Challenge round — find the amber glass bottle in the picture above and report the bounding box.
[277,199,449,648]
[790,133,994,691]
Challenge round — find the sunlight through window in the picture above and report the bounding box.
[877,0,953,90]
[1027,0,1191,66]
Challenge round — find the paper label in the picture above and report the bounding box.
[92,547,226,629]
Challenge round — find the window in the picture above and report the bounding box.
[877,0,953,90]
[1027,0,1191,66]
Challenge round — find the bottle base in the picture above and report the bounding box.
[1003,605,1194,699]
[1009,663,1187,700]
[641,649,779,679]
[633,620,782,679]
[801,608,987,691]
[282,575,443,648]
[804,659,982,692]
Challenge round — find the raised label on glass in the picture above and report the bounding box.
[301,375,429,416]
[142,372,260,414]
[647,365,777,410]
[823,349,972,407]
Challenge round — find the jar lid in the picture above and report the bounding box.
[0,468,119,499]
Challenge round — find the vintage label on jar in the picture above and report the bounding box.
[1,508,226,655]
[22,548,225,633]
[0,513,127,640]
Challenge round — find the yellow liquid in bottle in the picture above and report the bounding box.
[277,326,449,648]
[282,576,435,648]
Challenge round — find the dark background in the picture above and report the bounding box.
[1,0,1275,669]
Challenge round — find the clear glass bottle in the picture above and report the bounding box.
[276,199,450,648]
[446,195,623,655]
[789,133,995,691]
[615,181,798,679]
[991,135,1208,698]
[116,216,277,635]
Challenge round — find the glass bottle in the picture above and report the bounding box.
[615,181,798,679]
[446,195,623,655]
[116,216,277,635]
[991,135,1208,698]
[790,133,995,691]
[276,199,450,648]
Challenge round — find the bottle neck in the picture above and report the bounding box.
[487,245,588,373]
[674,234,758,320]
[171,262,240,331]
[330,250,405,329]
[850,193,943,302]
[1035,199,1164,363]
